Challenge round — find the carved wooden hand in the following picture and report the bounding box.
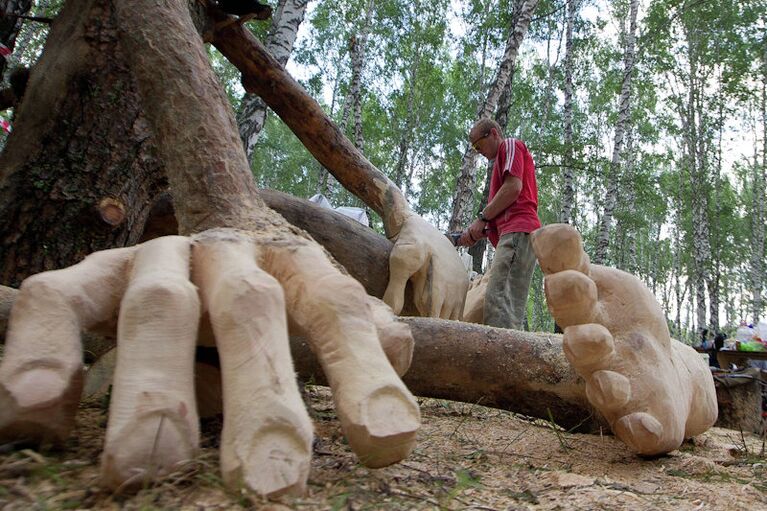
[383,213,469,319]
[0,229,420,495]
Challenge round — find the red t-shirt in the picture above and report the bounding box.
[486,138,541,247]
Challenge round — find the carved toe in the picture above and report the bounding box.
[585,370,631,411]
[563,324,615,369]
[544,270,598,327]
[613,412,670,455]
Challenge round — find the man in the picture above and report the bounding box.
[458,119,541,330]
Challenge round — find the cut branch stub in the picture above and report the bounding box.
[98,198,126,226]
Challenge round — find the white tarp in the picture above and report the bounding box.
[309,194,369,227]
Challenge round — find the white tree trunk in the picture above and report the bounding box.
[751,46,767,322]
[594,0,638,265]
[348,0,375,153]
[448,0,539,232]
[559,0,577,224]
[236,0,309,160]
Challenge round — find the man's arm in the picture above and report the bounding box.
[461,174,522,245]
[483,174,522,219]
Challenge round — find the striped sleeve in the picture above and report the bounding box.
[500,138,520,178]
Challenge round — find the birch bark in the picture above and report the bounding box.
[236,0,309,160]
[594,0,638,264]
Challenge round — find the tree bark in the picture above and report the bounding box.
[0,0,166,287]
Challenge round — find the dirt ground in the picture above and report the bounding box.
[1,385,766,511]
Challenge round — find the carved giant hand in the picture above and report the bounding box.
[0,229,420,495]
[531,224,717,455]
[383,213,469,319]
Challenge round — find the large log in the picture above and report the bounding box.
[142,189,418,313]
[290,318,602,432]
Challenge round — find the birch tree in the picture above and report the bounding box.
[237,0,310,160]
[751,40,767,322]
[558,0,577,224]
[448,0,539,232]
[593,0,638,264]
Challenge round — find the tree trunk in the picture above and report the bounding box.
[237,0,309,160]
[559,0,577,225]
[291,318,602,432]
[614,127,637,274]
[593,0,638,265]
[448,0,539,232]
[0,0,33,77]
[348,0,375,153]
[0,0,166,287]
[392,52,421,192]
[468,61,518,274]
[751,44,767,322]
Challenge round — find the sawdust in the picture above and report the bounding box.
[1,385,765,510]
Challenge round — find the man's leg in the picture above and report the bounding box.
[483,233,523,329]
[508,233,536,330]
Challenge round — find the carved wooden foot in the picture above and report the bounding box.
[532,224,718,455]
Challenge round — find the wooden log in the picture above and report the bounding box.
[258,189,393,300]
[289,317,603,432]
[1,282,599,430]
[211,19,410,237]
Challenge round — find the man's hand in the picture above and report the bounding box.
[0,229,420,496]
[457,219,488,247]
[383,213,469,320]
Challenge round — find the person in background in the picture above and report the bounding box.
[709,332,726,369]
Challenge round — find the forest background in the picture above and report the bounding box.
[1,0,766,344]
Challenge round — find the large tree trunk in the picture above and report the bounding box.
[0,0,166,286]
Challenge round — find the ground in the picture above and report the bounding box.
[0,386,765,510]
